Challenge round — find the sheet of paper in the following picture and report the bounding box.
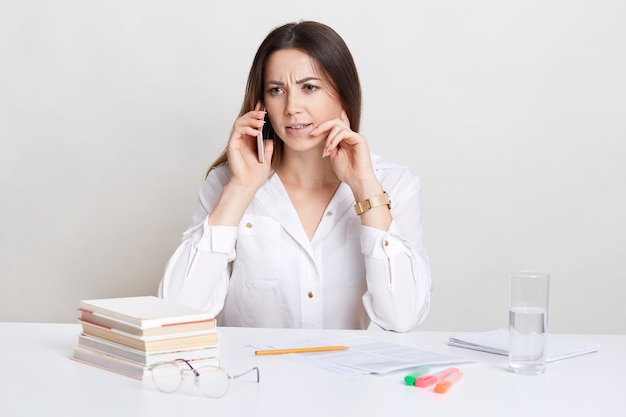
[249,334,472,375]
[448,329,600,362]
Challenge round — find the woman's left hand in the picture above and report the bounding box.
[314,111,391,230]
[312,111,377,190]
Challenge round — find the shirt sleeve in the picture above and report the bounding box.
[158,167,237,316]
[360,170,432,332]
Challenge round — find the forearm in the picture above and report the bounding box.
[363,249,431,332]
[208,182,258,226]
[350,178,392,232]
[158,222,237,316]
[360,224,432,332]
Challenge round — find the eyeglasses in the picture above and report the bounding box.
[149,358,260,398]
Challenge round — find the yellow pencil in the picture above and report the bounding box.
[254,345,348,355]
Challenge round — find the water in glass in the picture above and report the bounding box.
[508,306,547,375]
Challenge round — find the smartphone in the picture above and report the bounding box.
[257,109,270,163]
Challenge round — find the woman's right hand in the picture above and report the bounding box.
[225,101,274,191]
[227,102,274,189]
[207,103,274,227]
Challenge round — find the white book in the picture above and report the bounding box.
[79,321,219,352]
[79,296,215,329]
[78,334,219,366]
[448,329,600,362]
[72,345,220,381]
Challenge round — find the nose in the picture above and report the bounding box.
[285,90,303,116]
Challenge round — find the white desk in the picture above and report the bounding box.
[1,323,624,417]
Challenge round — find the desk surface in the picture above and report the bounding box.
[1,323,624,417]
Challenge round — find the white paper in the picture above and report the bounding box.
[249,334,472,375]
[448,329,600,362]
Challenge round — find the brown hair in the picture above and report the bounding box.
[208,21,362,173]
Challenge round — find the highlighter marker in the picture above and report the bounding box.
[434,369,463,393]
[414,367,458,387]
[403,366,431,385]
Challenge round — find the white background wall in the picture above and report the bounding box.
[1,0,624,333]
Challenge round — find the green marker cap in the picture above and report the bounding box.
[404,372,421,385]
[403,365,432,386]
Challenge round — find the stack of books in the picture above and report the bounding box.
[71,296,219,381]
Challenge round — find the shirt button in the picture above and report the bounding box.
[384,239,389,247]
[307,291,314,298]
[325,211,333,217]
[246,222,253,228]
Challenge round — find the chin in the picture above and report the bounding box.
[282,139,324,154]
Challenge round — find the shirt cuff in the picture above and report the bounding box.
[197,222,238,254]
[360,223,404,259]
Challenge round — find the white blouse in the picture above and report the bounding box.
[158,154,431,332]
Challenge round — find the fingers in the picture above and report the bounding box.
[311,113,362,158]
[232,104,266,140]
[322,125,355,158]
[311,114,349,137]
[236,121,265,139]
[227,106,273,181]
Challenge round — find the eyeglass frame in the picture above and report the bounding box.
[149,358,260,398]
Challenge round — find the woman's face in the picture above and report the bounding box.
[263,48,343,154]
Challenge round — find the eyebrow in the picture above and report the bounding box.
[266,77,322,86]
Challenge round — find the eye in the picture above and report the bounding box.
[268,87,284,96]
[303,84,318,93]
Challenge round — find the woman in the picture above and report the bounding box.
[159,21,431,332]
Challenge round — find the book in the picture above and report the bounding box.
[78,296,215,330]
[80,321,219,352]
[448,329,600,362]
[78,310,215,338]
[78,333,219,366]
[71,345,220,381]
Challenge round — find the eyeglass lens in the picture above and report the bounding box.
[151,363,184,393]
[195,366,229,398]
[151,363,230,398]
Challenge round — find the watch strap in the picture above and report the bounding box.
[354,191,391,215]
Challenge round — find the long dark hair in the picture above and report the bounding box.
[208,21,362,172]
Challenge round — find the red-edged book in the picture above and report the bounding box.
[78,295,216,337]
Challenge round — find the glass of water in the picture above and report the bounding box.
[508,270,550,375]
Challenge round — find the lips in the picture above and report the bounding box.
[285,123,314,136]
[286,123,312,130]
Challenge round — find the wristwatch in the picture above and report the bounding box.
[354,191,391,215]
